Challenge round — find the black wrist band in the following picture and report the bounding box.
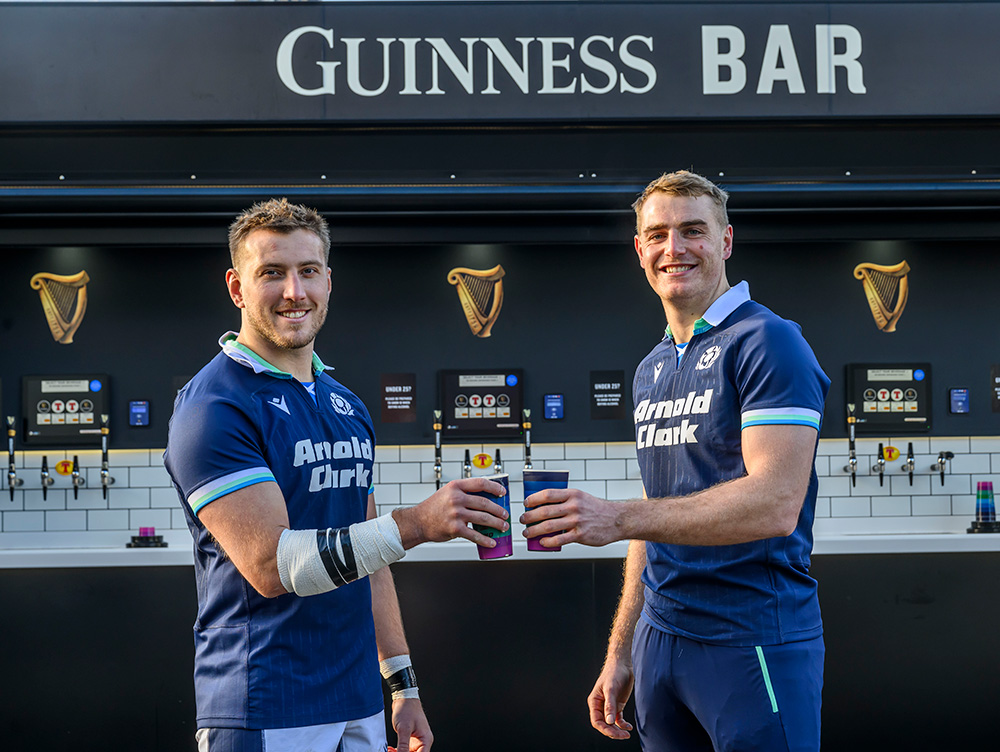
[385,665,418,694]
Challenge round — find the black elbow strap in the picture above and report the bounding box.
[316,527,359,588]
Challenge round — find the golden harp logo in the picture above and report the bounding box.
[853,261,909,332]
[30,270,90,344]
[447,265,505,337]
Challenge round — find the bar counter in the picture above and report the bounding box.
[3,530,999,568]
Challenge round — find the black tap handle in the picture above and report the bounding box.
[522,409,533,470]
[6,417,16,502]
[907,442,914,485]
[72,455,79,500]
[938,452,945,485]
[937,451,954,486]
[100,414,111,499]
[877,443,884,487]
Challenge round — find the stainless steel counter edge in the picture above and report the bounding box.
[2,534,1000,569]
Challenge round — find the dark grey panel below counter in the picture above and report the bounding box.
[1,554,997,750]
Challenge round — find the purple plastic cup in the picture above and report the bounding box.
[472,474,512,560]
[523,469,569,552]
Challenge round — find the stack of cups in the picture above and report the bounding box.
[473,474,513,560]
[968,481,1000,533]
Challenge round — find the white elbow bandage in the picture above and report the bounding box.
[276,513,405,597]
[349,513,407,578]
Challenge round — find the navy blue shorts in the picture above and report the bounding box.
[632,617,824,751]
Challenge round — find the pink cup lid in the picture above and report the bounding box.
[139,527,156,537]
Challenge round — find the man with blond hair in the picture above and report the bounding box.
[523,171,829,751]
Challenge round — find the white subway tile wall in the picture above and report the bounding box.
[2,439,999,547]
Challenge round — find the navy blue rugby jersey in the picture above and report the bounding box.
[633,283,830,646]
[164,334,382,729]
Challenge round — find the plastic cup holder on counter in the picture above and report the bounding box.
[126,526,168,548]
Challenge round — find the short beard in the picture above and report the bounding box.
[245,304,328,352]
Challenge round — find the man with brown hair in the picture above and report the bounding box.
[523,171,829,751]
[166,198,509,752]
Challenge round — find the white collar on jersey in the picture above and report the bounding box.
[701,280,751,328]
[665,281,751,341]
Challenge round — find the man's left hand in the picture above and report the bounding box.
[519,488,624,548]
[391,697,433,752]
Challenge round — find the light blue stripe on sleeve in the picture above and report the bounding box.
[741,407,821,430]
[188,467,276,515]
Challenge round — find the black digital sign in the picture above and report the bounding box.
[439,369,523,442]
[22,374,111,446]
[846,363,931,434]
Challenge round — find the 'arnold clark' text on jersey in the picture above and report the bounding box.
[294,434,373,493]
[634,388,714,449]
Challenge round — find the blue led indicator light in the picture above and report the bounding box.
[89,379,103,392]
[506,374,518,386]
[914,369,925,381]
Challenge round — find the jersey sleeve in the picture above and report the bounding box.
[164,390,276,517]
[735,317,830,431]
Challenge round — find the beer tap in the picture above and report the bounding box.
[931,451,954,487]
[843,404,857,487]
[71,454,86,500]
[7,416,23,501]
[463,449,472,479]
[40,456,54,501]
[522,408,533,471]
[99,414,115,499]
[494,448,503,475]
[432,410,443,490]
[872,443,886,487]
[901,442,915,485]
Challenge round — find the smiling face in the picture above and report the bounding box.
[634,192,733,327]
[226,228,331,374]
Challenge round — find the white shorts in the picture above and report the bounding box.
[196,710,386,752]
